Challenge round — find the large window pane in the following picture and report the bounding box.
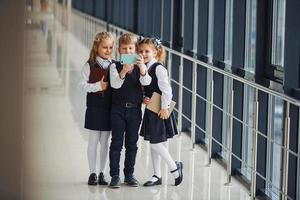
[271,0,286,66]
[242,86,254,180]
[265,1,286,198]
[224,0,233,64]
[207,0,214,61]
[244,0,257,73]
[266,96,284,200]
[242,0,257,180]
[221,77,230,159]
[221,0,233,159]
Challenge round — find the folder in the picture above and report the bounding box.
[146,92,176,114]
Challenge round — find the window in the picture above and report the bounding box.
[207,0,214,62]
[241,0,257,180]
[266,96,284,200]
[224,0,233,64]
[271,0,286,66]
[221,77,231,160]
[264,1,286,197]
[241,86,254,180]
[221,0,234,159]
[244,0,257,73]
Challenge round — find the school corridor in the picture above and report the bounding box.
[1,0,300,200]
[20,2,249,200]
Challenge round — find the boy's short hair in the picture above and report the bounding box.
[118,33,138,46]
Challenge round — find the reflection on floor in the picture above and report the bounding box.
[23,16,250,200]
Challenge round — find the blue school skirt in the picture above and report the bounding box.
[140,109,178,143]
[84,107,111,131]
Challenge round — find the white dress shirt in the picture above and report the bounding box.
[109,62,151,89]
[79,56,112,92]
[147,59,173,109]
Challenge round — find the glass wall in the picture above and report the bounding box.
[207,0,214,63]
[271,0,286,66]
[242,86,254,180]
[244,0,257,74]
[221,0,233,159]
[266,96,284,199]
[224,0,233,64]
[265,1,286,199]
[241,0,257,180]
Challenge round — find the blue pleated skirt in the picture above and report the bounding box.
[140,109,178,143]
[84,107,111,131]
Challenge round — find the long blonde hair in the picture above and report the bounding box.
[137,37,165,63]
[88,32,114,63]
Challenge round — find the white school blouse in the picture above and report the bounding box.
[146,59,172,110]
[109,62,151,89]
[79,56,112,92]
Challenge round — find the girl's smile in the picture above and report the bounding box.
[138,44,157,63]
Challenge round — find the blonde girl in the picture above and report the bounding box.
[80,32,114,185]
[138,37,183,186]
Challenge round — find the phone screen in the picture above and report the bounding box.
[120,54,139,64]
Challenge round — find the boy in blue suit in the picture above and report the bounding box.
[109,33,151,188]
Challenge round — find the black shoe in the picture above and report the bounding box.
[124,175,139,187]
[109,176,121,188]
[170,161,183,186]
[88,173,98,185]
[98,172,108,185]
[143,175,162,186]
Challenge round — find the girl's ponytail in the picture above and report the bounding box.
[156,45,165,63]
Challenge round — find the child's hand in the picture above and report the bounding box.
[158,109,169,119]
[136,54,144,66]
[143,97,151,105]
[136,54,147,75]
[100,76,108,91]
[120,64,134,78]
[123,64,134,73]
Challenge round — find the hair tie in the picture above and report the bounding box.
[94,37,100,42]
[152,37,162,47]
[138,35,144,42]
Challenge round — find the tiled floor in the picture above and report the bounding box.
[22,13,250,200]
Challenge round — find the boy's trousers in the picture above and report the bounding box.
[109,104,142,177]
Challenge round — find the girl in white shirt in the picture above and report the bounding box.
[138,37,183,186]
[80,32,114,185]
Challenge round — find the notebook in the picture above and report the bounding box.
[146,92,176,114]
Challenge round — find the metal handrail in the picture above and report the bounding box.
[164,47,300,107]
[74,9,300,106]
[72,9,300,107]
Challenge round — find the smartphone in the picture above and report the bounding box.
[120,54,139,64]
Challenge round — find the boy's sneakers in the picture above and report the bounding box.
[98,172,108,185]
[124,175,139,187]
[109,175,121,188]
[88,173,98,185]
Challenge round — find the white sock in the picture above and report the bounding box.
[150,148,161,181]
[87,130,100,174]
[150,143,179,179]
[98,131,110,174]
